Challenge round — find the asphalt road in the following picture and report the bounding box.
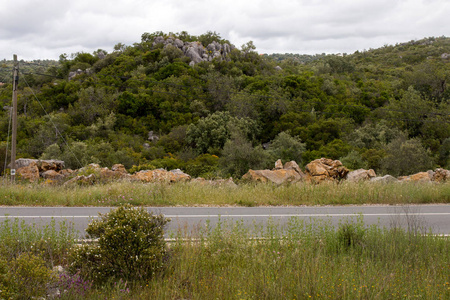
[1,205,449,237]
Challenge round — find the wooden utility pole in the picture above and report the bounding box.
[10,54,18,182]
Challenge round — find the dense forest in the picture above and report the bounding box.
[0,32,449,179]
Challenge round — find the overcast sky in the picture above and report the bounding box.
[1,0,449,61]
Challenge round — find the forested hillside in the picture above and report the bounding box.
[1,32,449,178]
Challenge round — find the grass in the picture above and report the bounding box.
[0,180,449,206]
[0,215,448,299]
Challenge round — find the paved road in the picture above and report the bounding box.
[1,205,449,237]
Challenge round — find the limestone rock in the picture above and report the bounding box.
[242,169,303,185]
[283,161,305,176]
[39,160,64,171]
[370,175,399,183]
[432,168,450,182]
[41,170,64,180]
[111,164,127,174]
[131,169,191,183]
[274,159,283,170]
[305,158,349,183]
[347,169,377,182]
[64,174,96,185]
[17,161,39,182]
[400,172,433,182]
[11,158,64,172]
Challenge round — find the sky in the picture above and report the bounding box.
[0,0,449,61]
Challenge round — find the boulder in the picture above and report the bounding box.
[370,175,399,183]
[283,161,305,176]
[16,161,39,182]
[432,168,450,182]
[242,169,303,185]
[274,159,283,170]
[191,177,237,187]
[111,164,128,174]
[400,172,433,182]
[131,169,191,183]
[347,169,377,182]
[41,170,64,181]
[64,174,96,185]
[305,158,349,183]
[39,160,64,171]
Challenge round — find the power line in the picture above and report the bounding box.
[21,74,84,169]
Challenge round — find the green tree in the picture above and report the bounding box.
[186,111,259,154]
[268,131,306,165]
[381,137,433,176]
[219,132,271,178]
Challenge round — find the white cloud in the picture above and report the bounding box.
[0,0,448,60]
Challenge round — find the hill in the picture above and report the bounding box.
[0,33,449,178]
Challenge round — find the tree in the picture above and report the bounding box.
[268,131,306,165]
[219,131,271,178]
[380,137,433,176]
[186,111,259,154]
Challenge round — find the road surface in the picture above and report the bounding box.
[1,205,449,237]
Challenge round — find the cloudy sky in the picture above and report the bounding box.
[0,0,449,60]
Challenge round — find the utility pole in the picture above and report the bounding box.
[10,54,18,182]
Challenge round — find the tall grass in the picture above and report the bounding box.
[0,180,449,206]
[0,215,448,299]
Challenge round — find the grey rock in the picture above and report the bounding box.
[174,38,184,48]
[370,175,399,183]
[347,169,377,182]
[153,36,165,45]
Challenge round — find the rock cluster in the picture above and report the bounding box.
[242,159,305,184]
[10,157,450,186]
[305,158,349,183]
[152,36,234,65]
[12,158,65,182]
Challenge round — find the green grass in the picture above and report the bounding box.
[0,180,449,206]
[1,215,448,299]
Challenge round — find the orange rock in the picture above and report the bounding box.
[17,162,39,182]
[408,172,432,182]
[242,169,303,185]
[305,158,349,182]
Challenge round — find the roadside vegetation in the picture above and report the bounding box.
[0,206,448,299]
[0,180,449,206]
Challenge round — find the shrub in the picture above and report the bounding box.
[69,205,170,284]
[0,253,54,299]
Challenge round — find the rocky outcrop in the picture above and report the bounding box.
[432,168,450,182]
[191,177,237,187]
[242,160,305,185]
[370,175,399,183]
[242,169,303,185]
[12,158,64,171]
[131,168,191,183]
[347,169,376,182]
[16,161,40,182]
[399,171,433,182]
[305,158,349,183]
[152,36,234,65]
[64,174,96,185]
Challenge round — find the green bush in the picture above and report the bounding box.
[69,205,170,284]
[0,253,54,299]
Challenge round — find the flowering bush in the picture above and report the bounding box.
[70,204,170,283]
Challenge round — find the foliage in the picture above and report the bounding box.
[219,132,272,178]
[267,131,306,165]
[69,205,170,284]
[340,150,368,170]
[1,34,449,177]
[186,111,259,154]
[381,137,434,176]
